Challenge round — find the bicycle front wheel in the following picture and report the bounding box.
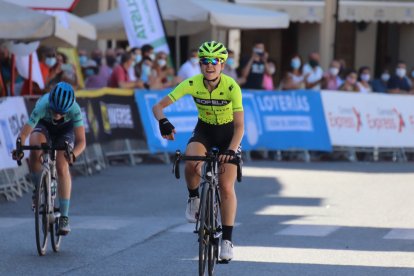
[50,203,62,252]
[208,188,218,275]
[198,182,210,276]
[35,172,49,256]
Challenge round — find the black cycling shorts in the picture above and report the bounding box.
[188,119,241,154]
[32,119,75,149]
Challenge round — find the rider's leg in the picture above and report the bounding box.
[219,164,237,240]
[28,132,47,184]
[184,142,206,191]
[56,151,71,217]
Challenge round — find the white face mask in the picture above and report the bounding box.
[190,57,199,65]
[381,73,390,82]
[157,59,167,67]
[45,57,57,68]
[396,68,406,78]
[268,67,276,75]
[329,67,339,76]
[361,73,370,82]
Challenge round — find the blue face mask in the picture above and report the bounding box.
[227,58,234,68]
[141,64,151,82]
[291,58,301,69]
[45,57,57,68]
[135,55,142,63]
[79,55,88,66]
[85,68,95,77]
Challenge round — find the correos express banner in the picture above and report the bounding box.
[135,89,332,153]
[242,90,331,151]
[0,97,29,169]
[117,0,170,54]
[321,90,414,147]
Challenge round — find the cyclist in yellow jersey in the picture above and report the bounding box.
[153,41,244,261]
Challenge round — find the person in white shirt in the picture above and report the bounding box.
[303,52,324,90]
[177,49,201,80]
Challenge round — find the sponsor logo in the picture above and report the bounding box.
[87,101,99,139]
[256,94,310,112]
[99,102,112,134]
[194,98,230,106]
[327,107,360,131]
[106,104,134,128]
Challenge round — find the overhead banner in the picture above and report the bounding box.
[0,97,29,169]
[117,0,170,54]
[135,89,332,153]
[321,90,414,147]
[242,90,331,151]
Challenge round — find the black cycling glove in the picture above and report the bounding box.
[222,149,236,160]
[159,118,175,136]
[12,149,24,161]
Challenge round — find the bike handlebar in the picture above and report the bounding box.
[15,137,72,167]
[173,149,242,182]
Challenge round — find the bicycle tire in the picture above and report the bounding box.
[35,172,49,256]
[50,201,62,252]
[198,182,209,276]
[207,187,217,276]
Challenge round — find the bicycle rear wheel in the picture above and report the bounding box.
[207,188,217,276]
[35,172,49,256]
[198,182,209,276]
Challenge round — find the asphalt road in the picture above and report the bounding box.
[1,161,414,276]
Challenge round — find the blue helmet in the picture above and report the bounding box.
[49,82,75,114]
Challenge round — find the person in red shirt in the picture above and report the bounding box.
[107,52,144,89]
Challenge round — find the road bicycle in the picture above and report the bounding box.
[14,137,72,256]
[173,148,242,276]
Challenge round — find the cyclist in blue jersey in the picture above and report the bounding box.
[12,82,86,235]
[153,41,244,261]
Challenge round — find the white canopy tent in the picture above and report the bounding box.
[84,0,289,67]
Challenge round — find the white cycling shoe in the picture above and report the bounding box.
[185,197,200,223]
[219,239,234,261]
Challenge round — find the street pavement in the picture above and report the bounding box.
[1,161,414,275]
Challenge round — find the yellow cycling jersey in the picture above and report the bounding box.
[168,74,243,125]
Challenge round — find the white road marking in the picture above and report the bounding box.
[276,224,340,237]
[383,228,414,240]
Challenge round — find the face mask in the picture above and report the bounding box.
[45,57,57,68]
[361,73,370,82]
[253,48,264,54]
[157,59,167,67]
[92,57,102,67]
[79,55,88,66]
[329,67,339,76]
[142,64,151,75]
[381,73,390,82]
[116,56,122,64]
[226,58,235,68]
[291,58,301,69]
[135,55,142,63]
[85,68,95,77]
[309,59,319,68]
[149,53,156,61]
[347,76,356,85]
[396,68,406,78]
[190,57,199,65]
[268,67,276,75]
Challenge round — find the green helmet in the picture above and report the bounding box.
[198,41,228,61]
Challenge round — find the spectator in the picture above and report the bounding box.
[141,44,155,61]
[262,59,276,90]
[177,49,201,80]
[356,66,372,93]
[91,48,103,67]
[21,46,61,95]
[56,52,78,88]
[338,70,359,92]
[78,49,88,68]
[388,61,412,94]
[107,52,144,89]
[84,60,102,89]
[303,52,324,90]
[115,47,125,65]
[128,47,141,81]
[280,54,305,90]
[322,59,343,90]
[223,49,238,79]
[240,41,270,89]
[371,69,390,93]
[153,51,177,88]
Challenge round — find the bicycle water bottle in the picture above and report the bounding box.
[51,178,57,197]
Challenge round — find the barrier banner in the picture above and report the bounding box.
[135,89,198,153]
[0,97,29,169]
[321,90,414,147]
[135,89,332,153]
[242,90,331,151]
[77,88,145,143]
